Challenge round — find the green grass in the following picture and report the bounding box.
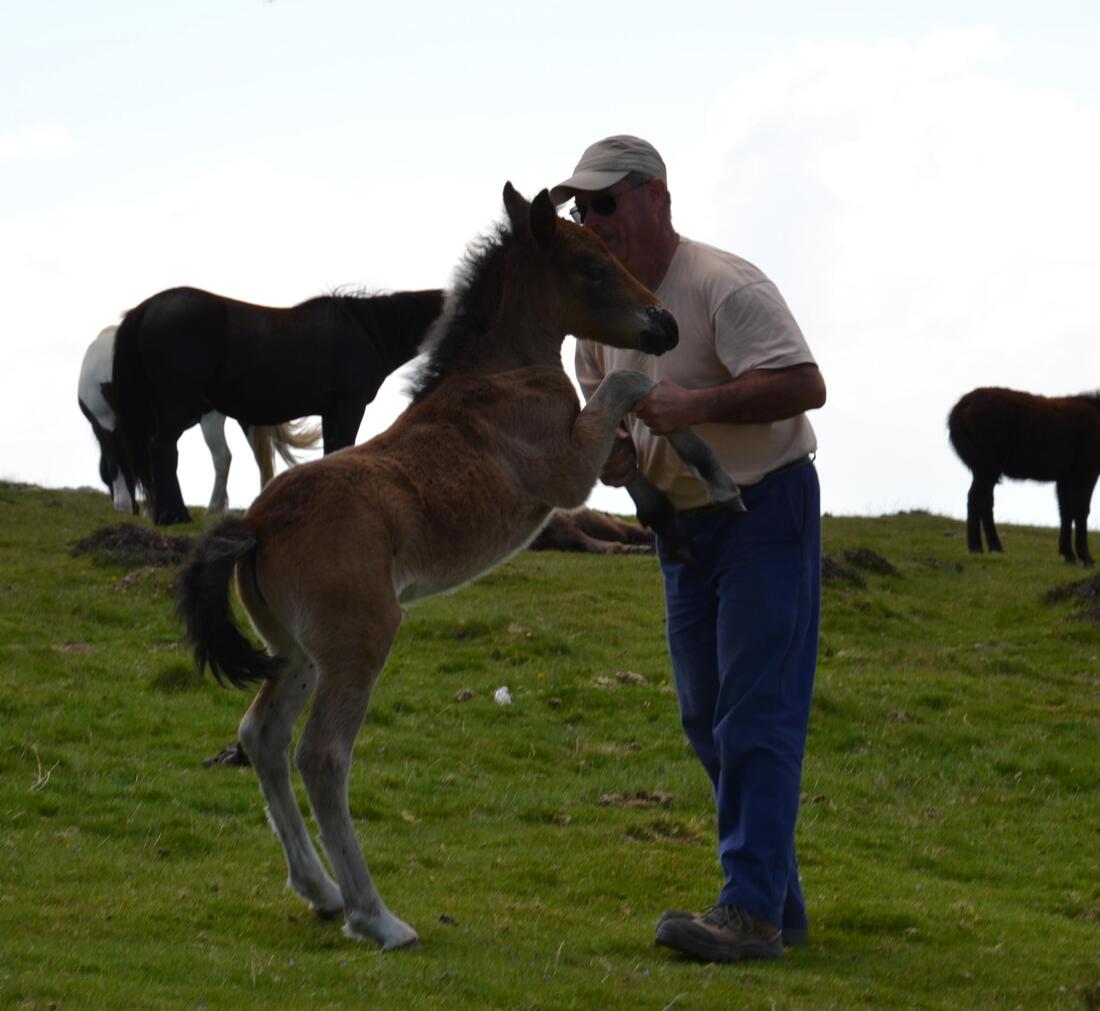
[1,483,1099,1009]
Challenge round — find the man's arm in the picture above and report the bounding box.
[633,363,826,437]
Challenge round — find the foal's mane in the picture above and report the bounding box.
[407,220,514,402]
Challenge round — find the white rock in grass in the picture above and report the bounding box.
[493,686,513,706]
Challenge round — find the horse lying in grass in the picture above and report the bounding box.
[529,507,656,554]
[175,183,742,950]
[79,325,318,515]
[948,386,1100,566]
[111,284,444,524]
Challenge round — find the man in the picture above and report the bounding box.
[551,135,826,962]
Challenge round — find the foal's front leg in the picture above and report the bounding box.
[579,369,744,511]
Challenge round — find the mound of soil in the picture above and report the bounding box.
[843,547,898,576]
[822,555,866,587]
[1043,573,1100,607]
[71,523,193,568]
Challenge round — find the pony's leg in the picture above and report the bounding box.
[149,430,192,525]
[982,482,1003,554]
[964,477,983,553]
[1079,475,1098,567]
[200,412,231,514]
[238,655,344,917]
[967,476,1000,553]
[664,429,745,512]
[1055,481,1077,563]
[320,403,367,454]
[99,433,134,513]
[295,597,417,950]
[245,424,276,487]
[580,370,742,509]
[1060,477,1095,567]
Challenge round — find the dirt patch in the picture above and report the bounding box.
[1042,574,1100,624]
[822,547,899,587]
[71,523,193,568]
[822,555,865,588]
[1043,573,1100,607]
[844,547,897,575]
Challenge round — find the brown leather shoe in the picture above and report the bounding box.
[655,904,783,962]
[657,907,808,947]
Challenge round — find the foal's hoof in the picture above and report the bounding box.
[344,911,420,951]
[719,490,748,514]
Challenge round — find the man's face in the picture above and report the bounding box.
[571,177,662,277]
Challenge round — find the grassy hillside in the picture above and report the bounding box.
[1,481,1098,1010]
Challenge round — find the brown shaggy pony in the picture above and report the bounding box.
[948,386,1100,565]
[175,183,740,950]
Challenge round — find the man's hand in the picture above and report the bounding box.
[633,381,698,436]
[600,427,638,486]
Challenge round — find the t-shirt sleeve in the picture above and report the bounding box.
[574,338,604,402]
[713,280,816,378]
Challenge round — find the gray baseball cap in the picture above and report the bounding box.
[550,135,667,206]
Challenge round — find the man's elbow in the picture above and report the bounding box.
[804,367,827,411]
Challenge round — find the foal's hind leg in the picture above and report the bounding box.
[295,596,417,950]
[238,654,343,917]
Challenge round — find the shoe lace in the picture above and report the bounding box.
[699,904,747,931]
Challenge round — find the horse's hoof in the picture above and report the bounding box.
[344,911,419,950]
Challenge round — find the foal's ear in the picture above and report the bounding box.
[529,189,558,248]
[503,182,530,231]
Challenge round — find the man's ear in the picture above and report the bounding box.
[529,189,558,247]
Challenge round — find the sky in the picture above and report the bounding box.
[4,0,1100,530]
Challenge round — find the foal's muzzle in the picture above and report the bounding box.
[639,306,679,355]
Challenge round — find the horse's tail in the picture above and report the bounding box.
[110,302,156,510]
[174,516,280,688]
[249,419,322,486]
[947,392,980,470]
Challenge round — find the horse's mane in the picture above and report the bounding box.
[406,220,513,402]
[295,286,386,323]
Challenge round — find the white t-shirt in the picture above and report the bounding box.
[575,236,818,509]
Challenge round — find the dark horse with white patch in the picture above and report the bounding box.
[111,285,444,524]
[175,184,742,950]
[80,325,318,515]
[949,386,1100,565]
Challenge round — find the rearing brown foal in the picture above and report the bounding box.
[176,183,741,950]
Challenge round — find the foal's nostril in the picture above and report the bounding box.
[644,305,679,353]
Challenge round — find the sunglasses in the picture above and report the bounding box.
[569,178,649,224]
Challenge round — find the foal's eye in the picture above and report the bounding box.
[577,259,606,283]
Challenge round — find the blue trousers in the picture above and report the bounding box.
[658,462,820,930]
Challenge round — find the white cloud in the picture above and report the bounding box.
[668,28,1100,524]
[0,125,76,161]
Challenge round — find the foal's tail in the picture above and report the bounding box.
[250,419,322,486]
[175,517,280,688]
[110,302,157,509]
